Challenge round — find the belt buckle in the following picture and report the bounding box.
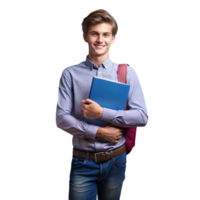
[94,152,103,162]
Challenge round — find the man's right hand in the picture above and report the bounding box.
[96,125,124,143]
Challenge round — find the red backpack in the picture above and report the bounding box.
[117,64,137,155]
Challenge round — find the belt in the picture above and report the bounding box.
[73,144,126,162]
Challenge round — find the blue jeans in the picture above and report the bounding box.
[69,146,127,200]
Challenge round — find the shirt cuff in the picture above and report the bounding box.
[100,107,118,122]
[85,123,100,140]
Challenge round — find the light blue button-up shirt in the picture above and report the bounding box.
[56,55,148,152]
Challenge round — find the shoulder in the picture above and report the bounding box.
[61,61,85,77]
[114,62,137,75]
[127,64,136,73]
[124,63,139,75]
[126,65,139,86]
[114,62,139,84]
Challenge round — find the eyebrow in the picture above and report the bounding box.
[90,31,111,34]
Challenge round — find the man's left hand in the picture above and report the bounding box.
[81,98,104,119]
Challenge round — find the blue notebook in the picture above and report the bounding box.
[83,76,130,127]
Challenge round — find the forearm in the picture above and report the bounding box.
[56,113,99,140]
[95,127,105,138]
[100,107,148,128]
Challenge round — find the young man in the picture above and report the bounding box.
[56,9,148,200]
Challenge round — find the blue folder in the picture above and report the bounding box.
[83,76,130,127]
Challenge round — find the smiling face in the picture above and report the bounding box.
[83,22,116,58]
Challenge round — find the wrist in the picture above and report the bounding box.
[96,127,105,138]
[99,107,104,119]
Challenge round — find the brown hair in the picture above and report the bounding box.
[81,9,118,36]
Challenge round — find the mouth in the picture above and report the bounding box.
[94,44,105,49]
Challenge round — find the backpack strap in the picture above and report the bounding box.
[117,64,129,83]
[117,64,129,110]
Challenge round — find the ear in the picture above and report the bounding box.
[81,33,87,43]
[112,35,118,45]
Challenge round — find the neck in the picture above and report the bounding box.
[87,52,109,68]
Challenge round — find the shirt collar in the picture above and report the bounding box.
[85,55,112,70]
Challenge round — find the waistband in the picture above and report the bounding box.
[73,144,126,162]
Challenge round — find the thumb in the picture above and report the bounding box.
[83,98,92,103]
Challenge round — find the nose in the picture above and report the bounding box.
[97,34,103,43]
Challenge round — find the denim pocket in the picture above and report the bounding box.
[112,151,127,168]
[71,156,87,169]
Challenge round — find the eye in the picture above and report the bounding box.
[92,33,97,35]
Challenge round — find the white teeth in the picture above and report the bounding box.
[95,45,104,48]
